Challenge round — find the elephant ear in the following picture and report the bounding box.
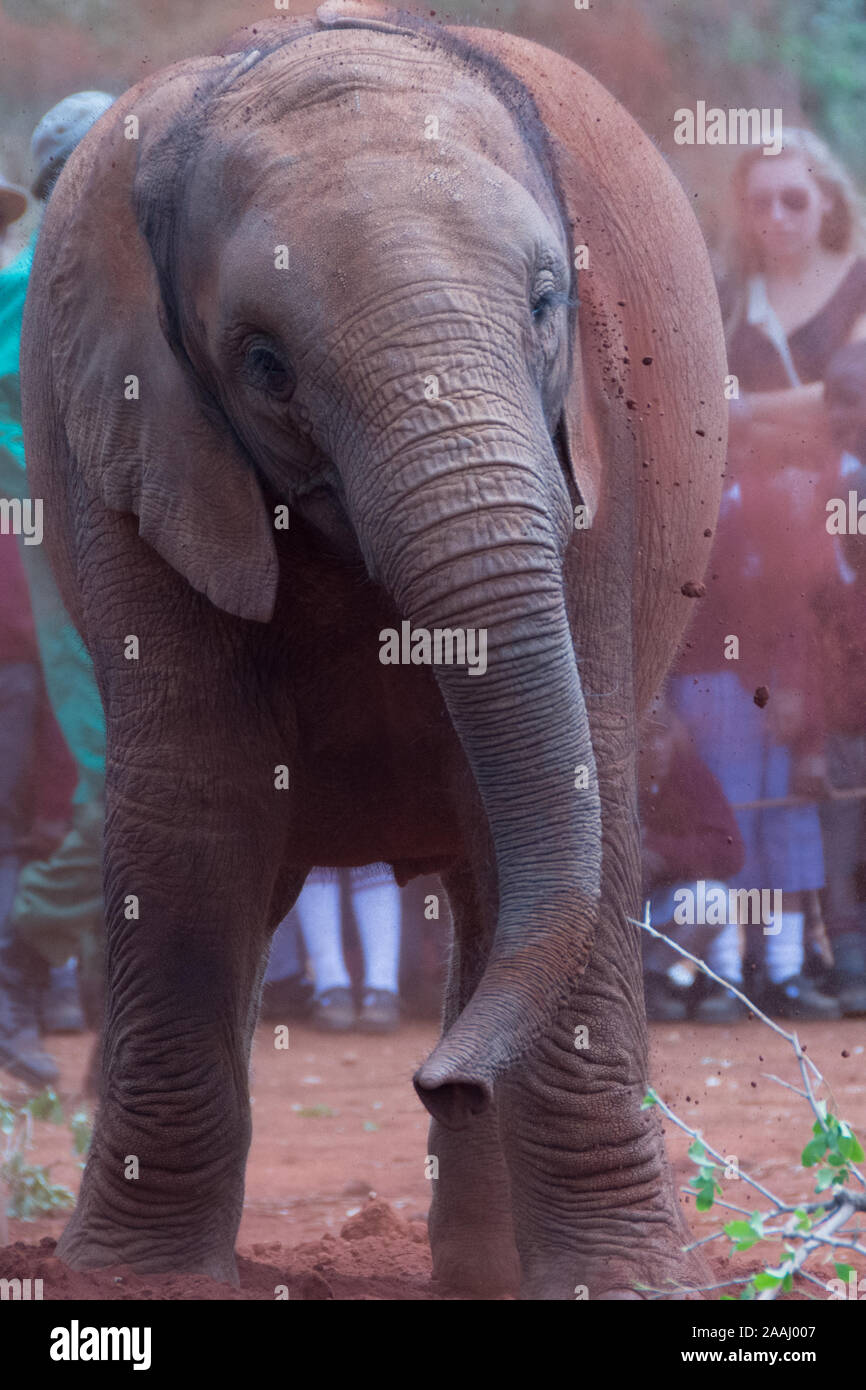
[40,54,280,622]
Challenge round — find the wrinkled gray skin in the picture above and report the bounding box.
[21,8,726,1298]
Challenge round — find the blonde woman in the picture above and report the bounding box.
[673,128,866,1018]
[724,126,866,453]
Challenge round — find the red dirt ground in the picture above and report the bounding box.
[2,1016,865,1299]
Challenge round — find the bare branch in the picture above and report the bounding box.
[634,908,822,1082]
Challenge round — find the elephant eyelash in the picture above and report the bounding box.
[531,288,571,320]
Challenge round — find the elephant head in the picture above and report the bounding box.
[28,7,616,1125]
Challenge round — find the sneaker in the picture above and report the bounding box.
[644,972,688,1022]
[41,961,86,1034]
[761,975,841,1021]
[692,985,749,1023]
[357,989,400,1034]
[0,940,59,1086]
[309,986,356,1032]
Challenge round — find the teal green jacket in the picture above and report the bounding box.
[0,236,106,801]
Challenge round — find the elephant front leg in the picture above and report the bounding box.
[425,863,521,1296]
[497,909,707,1301]
[56,767,291,1284]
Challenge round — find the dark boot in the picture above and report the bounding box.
[825,931,866,1016]
[761,974,841,1021]
[643,971,688,1022]
[0,939,59,1086]
[691,984,749,1023]
[41,959,86,1034]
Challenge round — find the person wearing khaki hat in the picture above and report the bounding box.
[30,90,114,201]
[0,89,114,1085]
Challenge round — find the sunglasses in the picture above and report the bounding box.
[748,186,811,216]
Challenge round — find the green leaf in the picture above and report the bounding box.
[688,1139,707,1162]
[835,1263,855,1280]
[782,1272,793,1293]
[70,1113,91,1157]
[815,1167,837,1192]
[640,1092,657,1110]
[839,1134,865,1163]
[3,1157,74,1219]
[724,1219,760,1250]
[753,1271,782,1290]
[802,1136,828,1166]
[793,1208,812,1232]
[24,1089,64,1124]
[724,1221,754,1240]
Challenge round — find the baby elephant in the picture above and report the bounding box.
[21,3,725,1298]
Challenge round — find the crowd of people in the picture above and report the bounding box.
[0,84,864,1088]
[641,129,866,1024]
[1,93,115,1090]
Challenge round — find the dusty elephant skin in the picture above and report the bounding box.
[20,3,725,1299]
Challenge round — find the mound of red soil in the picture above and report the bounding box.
[0,1199,447,1301]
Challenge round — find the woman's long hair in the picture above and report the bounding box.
[722,127,866,341]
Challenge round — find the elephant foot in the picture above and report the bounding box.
[518,1243,712,1301]
[56,1218,240,1287]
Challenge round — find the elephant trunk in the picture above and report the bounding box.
[417,613,601,1128]
[358,417,603,1128]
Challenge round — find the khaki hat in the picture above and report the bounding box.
[0,174,27,227]
[30,90,114,199]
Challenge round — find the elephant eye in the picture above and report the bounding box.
[243,339,295,399]
[531,280,569,323]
